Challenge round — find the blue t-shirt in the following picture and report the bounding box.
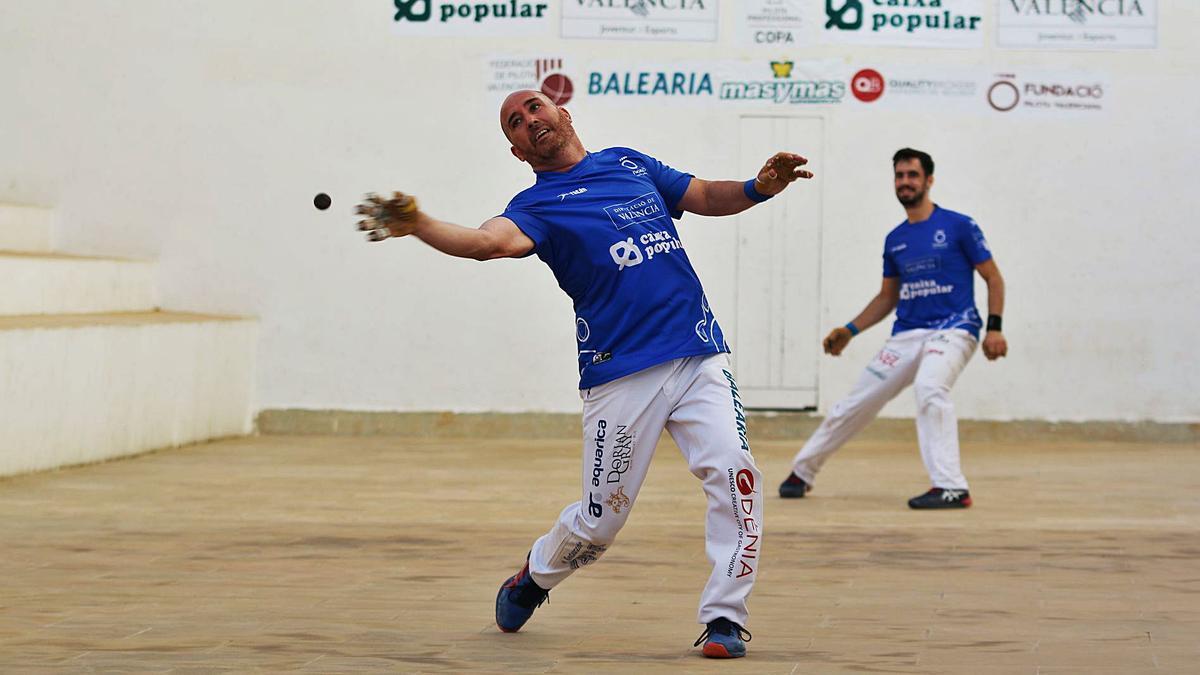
[502,147,729,389]
[882,205,993,339]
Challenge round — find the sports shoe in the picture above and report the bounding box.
[693,617,752,658]
[778,472,809,499]
[908,487,972,509]
[495,555,549,633]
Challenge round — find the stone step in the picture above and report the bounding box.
[0,311,258,477]
[0,251,159,315]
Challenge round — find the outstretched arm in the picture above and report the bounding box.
[409,214,534,260]
[676,152,813,217]
[822,277,901,356]
[356,192,534,260]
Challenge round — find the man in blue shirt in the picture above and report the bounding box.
[778,148,1008,509]
[356,90,812,658]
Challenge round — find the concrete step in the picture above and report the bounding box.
[0,203,54,252]
[0,311,258,477]
[0,251,159,315]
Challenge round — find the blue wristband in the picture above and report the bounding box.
[844,322,860,336]
[743,178,773,203]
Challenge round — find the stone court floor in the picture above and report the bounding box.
[1,435,1197,673]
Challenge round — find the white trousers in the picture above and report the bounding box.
[790,329,978,490]
[527,354,763,626]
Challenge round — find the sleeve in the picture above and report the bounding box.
[882,239,900,278]
[500,200,549,258]
[960,217,993,266]
[632,149,693,218]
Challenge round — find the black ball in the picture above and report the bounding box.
[313,193,331,210]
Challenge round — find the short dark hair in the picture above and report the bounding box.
[893,148,934,176]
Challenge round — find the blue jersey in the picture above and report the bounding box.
[882,205,993,339]
[502,147,728,389]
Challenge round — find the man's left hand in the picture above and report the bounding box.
[754,152,814,196]
[983,331,1008,360]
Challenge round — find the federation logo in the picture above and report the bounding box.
[536,58,574,105]
[851,68,885,102]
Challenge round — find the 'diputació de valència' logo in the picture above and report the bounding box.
[394,0,549,24]
[1004,0,1148,24]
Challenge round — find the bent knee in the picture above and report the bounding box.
[575,500,629,546]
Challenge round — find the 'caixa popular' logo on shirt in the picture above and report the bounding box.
[604,192,668,230]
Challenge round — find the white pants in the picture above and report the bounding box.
[527,354,763,627]
[791,329,978,490]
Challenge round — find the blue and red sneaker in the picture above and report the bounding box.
[693,617,752,658]
[495,555,549,633]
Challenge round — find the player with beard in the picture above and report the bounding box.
[355,90,813,657]
[778,148,1008,509]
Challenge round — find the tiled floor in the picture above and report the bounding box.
[1,435,1197,673]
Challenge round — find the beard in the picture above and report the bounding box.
[526,120,575,162]
[895,186,926,207]
[531,134,568,161]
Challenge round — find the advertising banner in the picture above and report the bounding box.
[819,0,985,48]
[996,0,1157,49]
[984,70,1111,116]
[580,59,849,107]
[391,0,552,36]
[736,0,808,48]
[483,57,1113,119]
[561,0,719,42]
[485,56,575,109]
[484,57,848,109]
[844,64,981,111]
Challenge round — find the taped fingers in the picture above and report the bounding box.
[354,192,421,242]
[775,154,813,181]
[761,153,814,183]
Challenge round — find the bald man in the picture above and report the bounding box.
[355,90,811,658]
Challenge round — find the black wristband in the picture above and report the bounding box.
[986,314,1002,332]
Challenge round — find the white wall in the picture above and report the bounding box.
[2,1,1197,422]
